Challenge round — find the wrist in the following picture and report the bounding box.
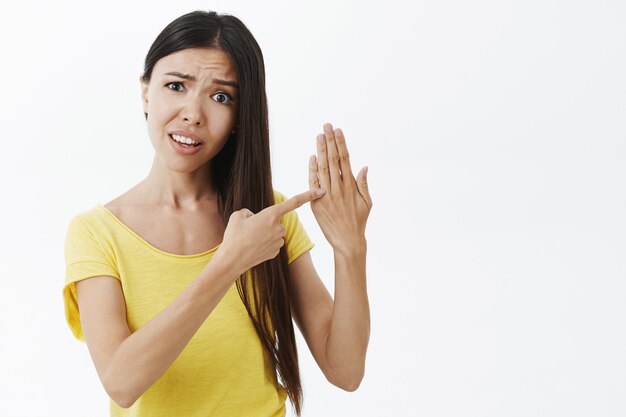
[211,246,245,280]
[332,237,367,259]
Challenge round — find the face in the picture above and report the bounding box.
[141,47,239,173]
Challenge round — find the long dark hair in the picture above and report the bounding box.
[142,11,303,415]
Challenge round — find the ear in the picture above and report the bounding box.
[139,74,149,115]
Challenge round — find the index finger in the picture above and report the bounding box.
[269,189,326,217]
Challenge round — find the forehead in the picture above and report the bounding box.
[153,47,237,81]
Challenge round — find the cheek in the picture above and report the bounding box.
[209,105,237,134]
[146,110,173,148]
[146,95,174,131]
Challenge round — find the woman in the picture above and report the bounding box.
[63,10,372,417]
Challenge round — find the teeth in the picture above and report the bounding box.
[172,134,200,145]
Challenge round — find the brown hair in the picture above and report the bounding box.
[142,10,303,415]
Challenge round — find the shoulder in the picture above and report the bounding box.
[103,181,146,207]
[69,181,145,229]
[65,205,116,246]
[69,205,108,226]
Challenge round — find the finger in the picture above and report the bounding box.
[309,155,320,190]
[269,189,326,217]
[323,123,341,189]
[242,209,254,219]
[334,128,354,183]
[356,166,373,209]
[232,208,253,219]
[316,133,330,190]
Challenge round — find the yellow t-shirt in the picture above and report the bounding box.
[63,190,314,417]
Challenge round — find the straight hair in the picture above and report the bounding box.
[142,10,303,415]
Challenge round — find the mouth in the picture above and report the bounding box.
[169,134,202,148]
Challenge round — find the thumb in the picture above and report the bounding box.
[240,208,254,218]
[232,208,253,220]
[356,166,372,209]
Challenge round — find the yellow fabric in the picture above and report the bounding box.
[63,190,314,417]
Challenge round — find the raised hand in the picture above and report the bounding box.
[309,123,372,255]
[216,189,325,275]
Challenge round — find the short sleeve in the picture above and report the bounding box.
[63,215,120,342]
[274,190,315,264]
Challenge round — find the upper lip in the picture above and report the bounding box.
[168,130,204,145]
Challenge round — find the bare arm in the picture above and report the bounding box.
[77,252,236,408]
[77,190,323,408]
[293,123,372,390]
[288,249,369,392]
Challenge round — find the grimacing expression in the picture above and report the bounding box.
[141,47,239,172]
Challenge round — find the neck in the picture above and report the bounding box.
[140,156,219,211]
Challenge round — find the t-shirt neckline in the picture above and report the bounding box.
[95,204,219,259]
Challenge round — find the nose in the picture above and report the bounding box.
[183,114,201,126]
[181,97,204,126]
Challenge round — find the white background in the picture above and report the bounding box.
[0,0,625,416]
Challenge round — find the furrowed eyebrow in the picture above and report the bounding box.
[165,72,196,81]
[213,79,239,89]
[164,72,239,89]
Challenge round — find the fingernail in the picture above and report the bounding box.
[317,134,324,144]
[364,166,369,179]
[316,188,326,197]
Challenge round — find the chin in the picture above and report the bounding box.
[155,153,207,172]
[168,161,210,174]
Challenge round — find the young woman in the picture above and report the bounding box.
[63,10,372,417]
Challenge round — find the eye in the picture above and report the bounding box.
[212,92,233,104]
[166,82,184,92]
